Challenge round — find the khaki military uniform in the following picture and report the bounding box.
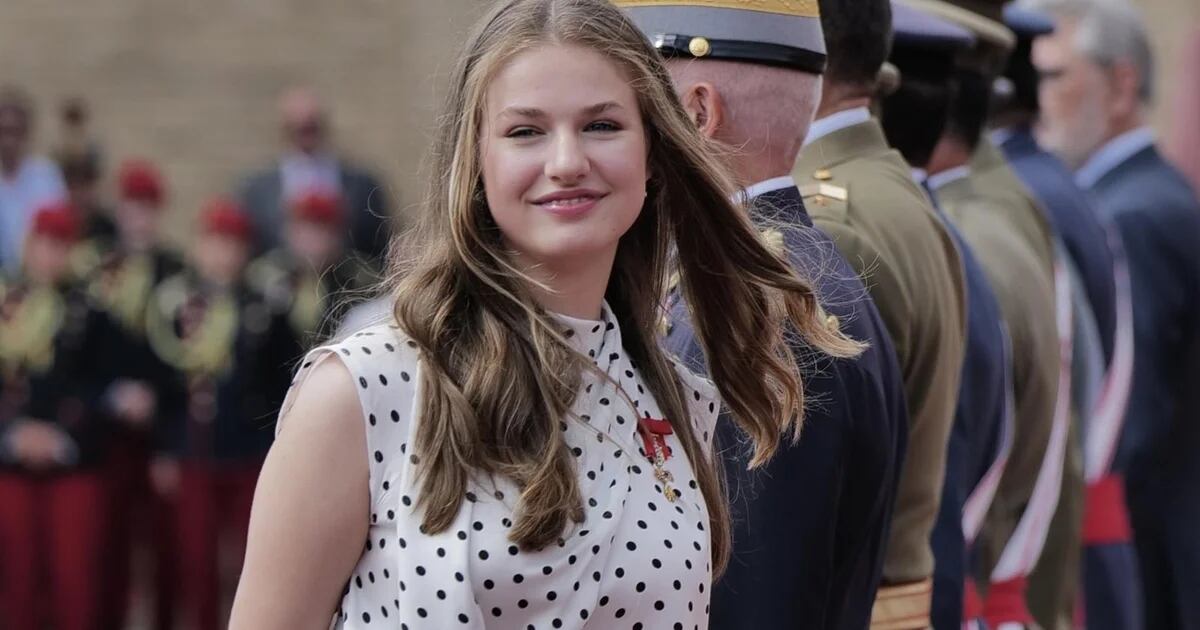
[969,140,1057,275]
[971,138,1083,629]
[794,118,968,622]
[935,175,1060,590]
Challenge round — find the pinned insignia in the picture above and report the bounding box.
[799,182,848,207]
[814,168,833,181]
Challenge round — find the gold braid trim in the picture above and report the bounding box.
[0,284,65,374]
[88,254,154,333]
[146,276,238,376]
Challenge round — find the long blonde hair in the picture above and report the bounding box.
[386,0,862,575]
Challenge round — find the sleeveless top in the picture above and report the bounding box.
[278,305,721,629]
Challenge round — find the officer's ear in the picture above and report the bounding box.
[678,81,726,140]
[1106,59,1143,122]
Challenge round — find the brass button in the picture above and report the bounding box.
[825,313,840,331]
[688,36,711,57]
[814,169,833,181]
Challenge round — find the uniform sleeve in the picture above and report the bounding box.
[816,213,967,585]
[961,213,1060,581]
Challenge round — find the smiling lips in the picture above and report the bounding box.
[531,189,607,218]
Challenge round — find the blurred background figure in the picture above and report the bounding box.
[247,190,376,345]
[0,86,66,272]
[54,96,104,172]
[145,199,298,630]
[1029,1,1200,628]
[0,202,119,630]
[59,149,117,248]
[83,159,184,630]
[238,87,392,266]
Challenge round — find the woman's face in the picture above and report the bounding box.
[480,43,649,272]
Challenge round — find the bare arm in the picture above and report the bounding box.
[230,358,370,629]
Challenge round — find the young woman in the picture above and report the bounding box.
[230,0,862,627]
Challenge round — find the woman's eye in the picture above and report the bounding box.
[506,127,540,138]
[585,120,620,133]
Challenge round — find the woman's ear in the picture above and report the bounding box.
[679,81,726,140]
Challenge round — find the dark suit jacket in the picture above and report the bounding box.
[238,158,392,264]
[665,185,908,630]
[1088,145,1200,502]
[1001,128,1118,362]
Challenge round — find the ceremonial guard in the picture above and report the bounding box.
[81,160,185,630]
[794,1,970,625]
[147,199,300,630]
[0,203,120,630]
[880,8,1012,629]
[897,1,1066,626]
[619,2,909,628]
[246,190,376,344]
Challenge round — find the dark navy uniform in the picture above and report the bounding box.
[923,187,1011,630]
[666,184,908,630]
[0,275,122,629]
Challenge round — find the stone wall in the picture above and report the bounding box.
[1,0,1195,242]
[0,0,485,241]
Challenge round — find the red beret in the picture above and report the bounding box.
[31,201,80,242]
[118,159,165,206]
[289,190,344,227]
[200,198,253,241]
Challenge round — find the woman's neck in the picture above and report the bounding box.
[514,249,615,321]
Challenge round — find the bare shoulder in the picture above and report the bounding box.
[230,353,372,629]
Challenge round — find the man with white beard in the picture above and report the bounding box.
[1028,1,1200,628]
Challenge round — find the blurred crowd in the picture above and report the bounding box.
[0,84,391,630]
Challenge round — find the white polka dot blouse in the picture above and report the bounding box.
[279,303,721,629]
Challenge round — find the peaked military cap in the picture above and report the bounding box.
[615,0,827,74]
[892,0,977,51]
[1003,4,1055,38]
[896,0,1015,51]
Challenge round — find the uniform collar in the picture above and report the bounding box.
[1075,126,1156,189]
[926,165,972,192]
[738,176,797,202]
[910,168,929,186]
[803,107,872,147]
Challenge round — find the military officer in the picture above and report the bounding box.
[879,7,1014,629]
[892,1,1066,626]
[617,2,910,628]
[0,203,121,630]
[146,199,301,630]
[794,1,971,625]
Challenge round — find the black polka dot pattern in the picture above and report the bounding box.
[277,310,719,628]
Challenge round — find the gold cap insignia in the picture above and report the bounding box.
[688,36,712,57]
[814,169,833,181]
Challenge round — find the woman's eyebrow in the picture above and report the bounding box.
[497,101,625,119]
